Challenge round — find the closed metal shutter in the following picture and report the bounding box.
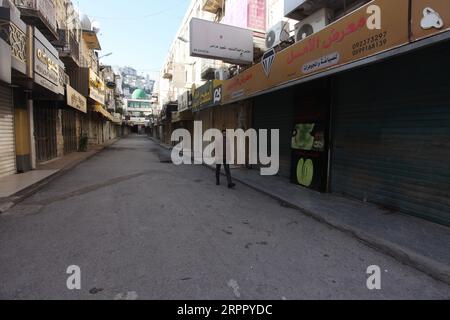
[62,109,77,154]
[253,88,294,178]
[34,101,57,162]
[0,84,16,178]
[331,42,450,226]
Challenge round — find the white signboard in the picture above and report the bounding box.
[178,91,191,112]
[189,18,254,65]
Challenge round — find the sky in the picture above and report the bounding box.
[77,0,190,80]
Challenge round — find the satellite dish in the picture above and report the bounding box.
[265,30,276,49]
[80,14,92,31]
[296,24,314,42]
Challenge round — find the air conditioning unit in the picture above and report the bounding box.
[265,21,291,49]
[214,68,230,80]
[294,8,333,42]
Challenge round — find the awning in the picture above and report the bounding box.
[93,104,121,123]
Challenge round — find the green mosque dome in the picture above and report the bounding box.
[132,89,148,100]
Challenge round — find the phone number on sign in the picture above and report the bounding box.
[352,31,388,56]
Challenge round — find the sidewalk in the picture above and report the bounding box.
[0,138,119,213]
[150,137,450,285]
[227,167,450,284]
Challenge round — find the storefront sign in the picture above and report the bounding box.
[67,85,87,113]
[178,91,191,112]
[222,0,410,103]
[411,0,450,41]
[192,80,223,112]
[89,69,105,105]
[34,28,62,94]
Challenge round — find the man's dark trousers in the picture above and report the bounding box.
[216,162,232,185]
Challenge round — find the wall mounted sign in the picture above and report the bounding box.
[67,85,87,113]
[33,27,63,94]
[89,68,105,105]
[192,80,223,112]
[411,0,450,41]
[178,91,191,113]
[222,0,410,104]
[190,18,254,65]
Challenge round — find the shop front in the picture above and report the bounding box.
[0,32,14,178]
[328,0,450,225]
[330,41,450,226]
[1,4,33,176]
[161,102,178,146]
[32,27,65,163]
[192,80,223,157]
[213,0,450,225]
[86,68,108,145]
[63,84,87,153]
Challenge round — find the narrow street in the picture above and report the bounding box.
[0,135,448,300]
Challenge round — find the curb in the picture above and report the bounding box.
[0,138,120,213]
[229,173,450,285]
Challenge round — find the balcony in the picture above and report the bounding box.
[53,29,80,67]
[0,4,31,85]
[162,61,173,79]
[13,0,57,41]
[202,0,224,15]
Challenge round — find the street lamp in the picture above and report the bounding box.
[99,52,113,59]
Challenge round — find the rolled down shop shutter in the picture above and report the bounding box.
[0,84,16,178]
[253,88,294,178]
[331,42,450,226]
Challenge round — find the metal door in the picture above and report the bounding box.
[0,84,15,177]
[62,109,77,153]
[34,101,57,162]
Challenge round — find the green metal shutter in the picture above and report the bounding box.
[0,84,16,178]
[331,42,450,226]
[253,88,294,178]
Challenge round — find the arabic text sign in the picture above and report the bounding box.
[89,69,105,105]
[222,0,410,103]
[67,85,87,113]
[192,80,223,112]
[411,0,450,41]
[34,29,62,94]
[190,18,254,65]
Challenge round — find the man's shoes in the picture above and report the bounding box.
[228,183,236,189]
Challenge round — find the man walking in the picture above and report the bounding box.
[216,129,236,189]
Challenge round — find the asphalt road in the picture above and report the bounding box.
[0,135,449,300]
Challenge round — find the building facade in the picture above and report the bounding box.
[0,0,123,179]
[158,0,450,227]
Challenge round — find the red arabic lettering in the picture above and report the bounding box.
[322,17,367,49]
[226,73,253,91]
[286,37,320,65]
